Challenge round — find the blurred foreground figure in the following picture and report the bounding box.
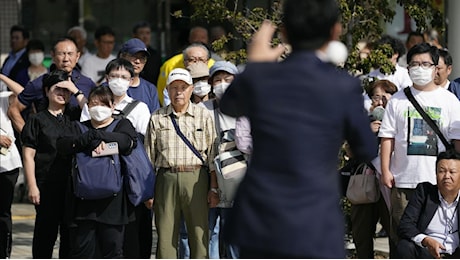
[219,0,377,258]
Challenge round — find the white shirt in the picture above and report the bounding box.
[412,192,459,254]
[441,80,451,90]
[368,64,413,91]
[80,53,116,84]
[378,86,460,188]
[0,91,22,172]
[81,95,150,135]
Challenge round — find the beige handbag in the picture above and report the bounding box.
[346,163,380,204]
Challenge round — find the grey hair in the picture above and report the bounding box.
[182,43,210,61]
[67,26,87,40]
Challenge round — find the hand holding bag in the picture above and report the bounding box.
[346,163,380,204]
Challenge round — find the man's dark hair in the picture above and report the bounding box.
[406,31,424,44]
[282,0,339,51]
[378,35,406,61]
[51,36,78,52]
[26,39,45,52]
[436,150,460,170]
[438,49,453,66]
[407,42,440,66]
[10,25,30,39]
[105,58,134,78]
[95,26,115,40]
[132,21,150,34]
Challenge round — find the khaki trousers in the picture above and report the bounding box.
[154,167,209,258]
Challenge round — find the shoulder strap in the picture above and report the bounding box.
[114,100,141,119]
[403,87,451,148]
[169,114,205,165]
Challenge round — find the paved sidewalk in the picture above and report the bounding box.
[11,203,389,259]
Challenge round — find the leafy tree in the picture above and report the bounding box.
[178,0,444,74]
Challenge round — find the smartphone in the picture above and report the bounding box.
[92,142,119,157]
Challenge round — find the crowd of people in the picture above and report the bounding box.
[1,0,460,258]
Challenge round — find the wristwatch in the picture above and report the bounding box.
[73,90,84,97]
[210,188,219,194]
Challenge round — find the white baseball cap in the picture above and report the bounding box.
[167,68,193,85]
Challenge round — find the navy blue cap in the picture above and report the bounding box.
[120,38,150,56]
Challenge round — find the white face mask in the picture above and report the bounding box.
[409,66,434,87]
[325,41,348,66]
[193,81,211,97]
[29,52,44,66]
[108,78,130,96]
[89,105,112,122]
[213,82,230,99]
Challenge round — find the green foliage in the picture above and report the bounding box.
[182,0,445,71]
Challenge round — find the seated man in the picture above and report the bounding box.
[398,150,460,259]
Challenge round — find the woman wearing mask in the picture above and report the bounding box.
[80,58,152,258]
[200,61,240,259]
[0,39,48,94]
[57,86,137,258]
[21,69,86,258]
[188,62,212,104]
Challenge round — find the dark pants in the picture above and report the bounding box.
[351,195,391,258]
[32,181,70,259]
[123,204,153,258]
[240,247,312,259]
[69,220,124,258]
[397,239,460,259]
[0,168,19,258]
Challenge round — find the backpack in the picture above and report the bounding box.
[72,120,123,200]
[114,99,156,206]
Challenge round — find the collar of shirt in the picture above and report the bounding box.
[9,48,26,59]
[165,101,196,118]
[114,95,134,110]
[438,190,460,208]
[442,80,451,90]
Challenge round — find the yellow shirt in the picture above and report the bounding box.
[157,54,215,106]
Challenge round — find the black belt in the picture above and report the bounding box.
[162,165,201,173]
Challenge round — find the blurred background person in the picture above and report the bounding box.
[132,21,162,85]
[67,26,90,68]
[81,26,116,85]
[1,25,30,88]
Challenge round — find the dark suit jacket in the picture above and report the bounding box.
[219,51,377,258]
[1,50,30,82]
[448,78,460,101]
[398,182,460,241]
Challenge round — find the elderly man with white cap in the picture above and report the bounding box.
[144,68,218,258]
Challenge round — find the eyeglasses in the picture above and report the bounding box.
[408,61,435,69]
[186,57,208,63]
[108,74,132,81]
[123,53,148,63]
[371,95,388,103]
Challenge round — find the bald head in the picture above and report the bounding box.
[189,26,208,45]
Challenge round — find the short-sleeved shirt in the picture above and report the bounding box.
[21,108,81,184]
[145,102,217,171]
[127,78,160,113]
[18,68,95,111]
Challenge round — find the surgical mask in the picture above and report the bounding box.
[409,66,433,87]
[29,52,44,66]
[89,105,112,122]
[193,81,211,97]
[108,78,130,96]
[213,82,230,99]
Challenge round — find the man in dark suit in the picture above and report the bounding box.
[1,25,30,83]
[219,0,377,258]
[398,151,460,259]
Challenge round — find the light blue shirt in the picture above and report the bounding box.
[1,48,26,76]
[412,191,460,254]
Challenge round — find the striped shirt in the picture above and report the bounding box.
[145,102,217,171]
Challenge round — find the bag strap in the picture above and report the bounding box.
[169,114,205,165]
[403,87,451,148]
[114,100,141,119]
